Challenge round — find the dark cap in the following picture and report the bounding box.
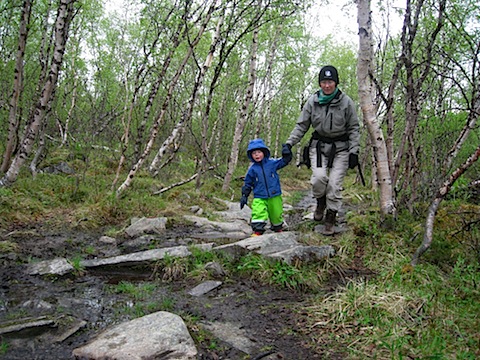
[318,65,339,85]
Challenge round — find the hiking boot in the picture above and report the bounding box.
[314,196,326,221]
[322,209,337,236]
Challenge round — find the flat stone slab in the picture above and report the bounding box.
[213,232,300,255]
[124,217,167,238]
[72,311,197,360]
[188,280,222,296]
[81,244,214,268]
[27,258,74,276]
[200,321,257,355]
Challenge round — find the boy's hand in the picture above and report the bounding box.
[282,143,292,163]
[240,194,248,209]
[240,186,251,209]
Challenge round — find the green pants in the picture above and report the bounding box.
[251,195,284,233]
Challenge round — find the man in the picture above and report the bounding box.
[283,65,360,235]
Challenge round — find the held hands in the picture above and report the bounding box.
[348,153,359,169]
[282,143,292,163]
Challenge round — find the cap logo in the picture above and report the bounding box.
[325,70,332,77]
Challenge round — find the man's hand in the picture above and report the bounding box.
[348,153,359,169]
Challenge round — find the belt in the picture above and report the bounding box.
[312,131,349,168]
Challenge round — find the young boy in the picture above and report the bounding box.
[240,138,293,236]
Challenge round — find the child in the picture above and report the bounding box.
[240,138,292,236]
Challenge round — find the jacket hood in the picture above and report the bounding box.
[247,138,270,161]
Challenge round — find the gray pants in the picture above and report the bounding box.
[309,143,349,212]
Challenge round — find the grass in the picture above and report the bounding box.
[0,150,479,359]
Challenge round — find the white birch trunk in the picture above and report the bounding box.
[0,0,76,187]
[1,0,32,173]
[150,6,223,174]
[116,2,216,196]
[357,0,396,216]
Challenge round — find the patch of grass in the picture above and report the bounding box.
[68,255,85,273]
[0,340,9,355]
[0,241,19,253]
[108,281,157,300]
[236,253,322,291]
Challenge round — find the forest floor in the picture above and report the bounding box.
[0,192,375,360]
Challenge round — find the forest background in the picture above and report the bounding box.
[0,0,479,358]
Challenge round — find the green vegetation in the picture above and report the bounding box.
[0,341,8,355]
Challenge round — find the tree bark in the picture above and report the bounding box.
[0,0,76,187]
[1,0,32,173]
[357,0,396,216]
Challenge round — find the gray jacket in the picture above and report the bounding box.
[286,90,360,156]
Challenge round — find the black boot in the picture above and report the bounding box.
[314,196,326,221]
[322,209,337,236]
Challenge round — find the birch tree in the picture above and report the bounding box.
[1,0,32,173]
[115,1,216,196]
[0,0,77,187]
[357,0,396,217]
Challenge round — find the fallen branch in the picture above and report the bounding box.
[153,166,216,195]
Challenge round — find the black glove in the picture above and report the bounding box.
[282,143,292,164]
[240,194,248,209]
[348,153,359,169]
[240,186,252,209]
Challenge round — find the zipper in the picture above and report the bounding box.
[260,163,271,197]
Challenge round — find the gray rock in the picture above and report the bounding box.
[200,321,257,355]
[27,258,74,276]
[72,311,197,360]
[124,217,167,238]
[267,245,335,264]
[0,317,55,336]
[204,261,226,278]
[214,232,300,256]
[188,280,222,296]
[98,235,116,244]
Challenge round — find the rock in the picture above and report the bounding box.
[214,232,300,256]
[188,280,222,296]
[267,244,335,265]
[0,317,56,337]
[182,214,251,240]
[27,258,74,276]
[41,161,75,175]
[72,311,197,360]
[200,321,257,355]
[204,261,226,278]
[98,236,116,244]
[80,244,214,269]
[124,217,167,238]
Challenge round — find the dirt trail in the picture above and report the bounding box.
[0,192,369,359]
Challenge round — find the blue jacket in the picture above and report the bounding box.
[243,139,290,199]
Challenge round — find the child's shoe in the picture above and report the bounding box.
[251,231,263,237]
